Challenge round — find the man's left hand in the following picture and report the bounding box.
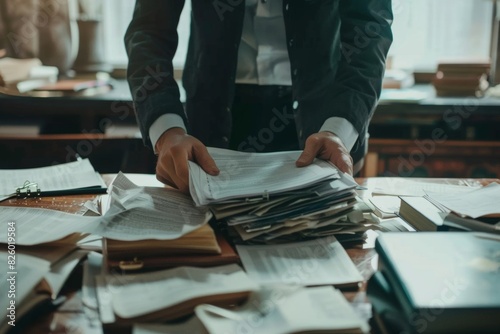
[296,132,353,175]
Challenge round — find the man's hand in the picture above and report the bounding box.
[296,132,353,175]
[155,128,219,193]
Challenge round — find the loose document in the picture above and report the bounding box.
[0,173,211,245]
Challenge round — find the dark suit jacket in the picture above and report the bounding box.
[125,0,393,162]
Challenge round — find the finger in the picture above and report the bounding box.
[169,147,190,193]
[332,153,354,175]
[156,156,176,188]
[193,143,220,175]
[158,155,189,193]
[296,136,322,167]
[156,171,175,188]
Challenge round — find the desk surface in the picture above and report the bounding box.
[1,82,500,118]
[3,176,498,333]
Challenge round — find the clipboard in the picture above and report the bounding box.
[0,158,108,201]
[5,179,107,200]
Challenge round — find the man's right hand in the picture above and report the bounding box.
[155,128,219,193]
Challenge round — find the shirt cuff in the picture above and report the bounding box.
[149,114,187,154]
[319,117,359,152]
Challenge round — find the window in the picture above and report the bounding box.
[101,0,494,71]
[389,0,493,70]
[101,0,191,68]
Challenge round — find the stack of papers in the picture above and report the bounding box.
[189,148,368,244]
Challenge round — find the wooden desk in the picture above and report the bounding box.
[3,176,498,333]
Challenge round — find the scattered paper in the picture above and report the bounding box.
[105,264,258,319]
[368,196,401,218]
[0,173,212,245]
[426,182,500,218]
[369,178,480,197]
[236,236,362,287]
[196,286,370,334]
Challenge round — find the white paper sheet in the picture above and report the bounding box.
[236,236,363,287]
[0,173,212,245]
[106,264,258,319]
[95,173,212,241]
[82,252,103,310]
[44,250,88,299]
[0,207,100,245]
[196,286,370,334]
[189,148,340,206]
[426,182,500,218]
[369,178,480,197]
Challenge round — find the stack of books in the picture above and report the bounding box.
[432,61,490,97]
[0,57,58,93]
[189,148,367,244]
[368,233,500,334]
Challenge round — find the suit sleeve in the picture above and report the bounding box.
[331,0,393,151]
[124,0,186,148]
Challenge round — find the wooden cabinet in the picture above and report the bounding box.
[362,86,500,178]
[0,80,156,173]
[1,83,500,177]
[363,139,500,178]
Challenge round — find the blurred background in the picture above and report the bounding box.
[0,0,494,76]
[0,0,499,178]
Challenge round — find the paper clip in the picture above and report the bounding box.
[15,180,41,197]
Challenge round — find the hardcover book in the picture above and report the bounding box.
[374,232,500,333]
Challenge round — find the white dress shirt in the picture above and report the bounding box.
[150,0,359,152]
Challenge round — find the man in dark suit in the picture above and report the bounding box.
[126,0,393,193]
